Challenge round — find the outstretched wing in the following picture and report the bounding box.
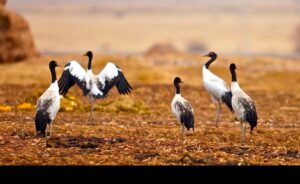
[96,62,132,98]
[58,61,90,96]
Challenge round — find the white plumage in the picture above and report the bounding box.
[65,61,87,82]
[171,77,194,137]
[171,94,194,122]
[203,68,230,98]
[35,61,60,138]
[37,82,60,121]
[231,83,252,119]
[202,52,233,127]
[230,63,257,146]
[98,62,120,84]
[58,51,132,123]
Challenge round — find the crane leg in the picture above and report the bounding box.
[250,130,253,144]
[240,121,246,146]
[88,96,95,124]
[181,124,186,139]
[211,95,221,127]
[46,122,52,139]
[215,102,221,127]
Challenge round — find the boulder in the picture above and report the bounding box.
[0,1,38,63]
[0,0,6,6]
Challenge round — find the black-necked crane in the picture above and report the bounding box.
[202,52,233,127]
[229,63,257,146]
[35,60,61,138]
[58,51,132,124]
[171,77,195,137]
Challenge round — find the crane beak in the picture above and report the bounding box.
[202,54,209,57]
[57,65,62,67]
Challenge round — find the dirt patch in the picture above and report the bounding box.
[46,136,126,149]
[285,150,299,158]
[219,146,251,156]
[11,129,35,139]
[134,152,160,161]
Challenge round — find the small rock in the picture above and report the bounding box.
[25,116,31,120]
[118,125,127,129]
[141,121,148,125]
[42,154,50,157]
[13,135,19,139]
[89,161,95,164]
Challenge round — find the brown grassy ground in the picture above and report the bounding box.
[0,54,299,165]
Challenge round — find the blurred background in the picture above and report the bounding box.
[5,0,300,57]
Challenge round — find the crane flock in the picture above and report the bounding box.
[35,51,257,146]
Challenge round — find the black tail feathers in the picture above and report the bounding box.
[35,110,50,137]
[221,91,233,112]
[246,110,258,132]
[180,111,194,131]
